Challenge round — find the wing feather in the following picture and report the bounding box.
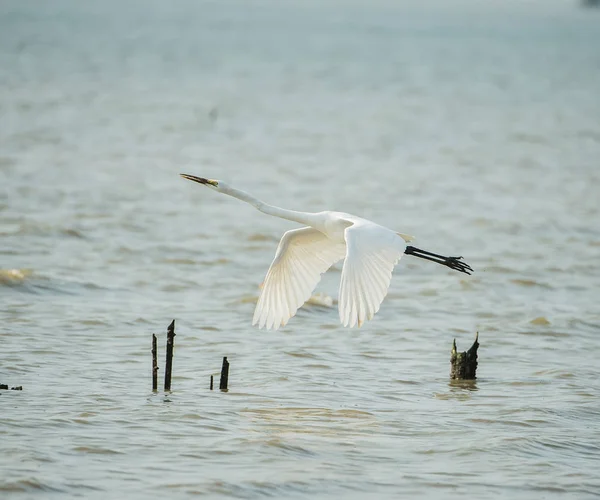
[253,227,346,330]
[339,222,406,328]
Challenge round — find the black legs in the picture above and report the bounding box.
[404,246,473,275]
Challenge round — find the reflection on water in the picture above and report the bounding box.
[448,379,479,392]
[243,407,379,437]
[2,0,600,498]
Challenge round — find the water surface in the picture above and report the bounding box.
[1,1,600,498]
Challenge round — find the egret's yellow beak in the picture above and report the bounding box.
[180,174,218,187]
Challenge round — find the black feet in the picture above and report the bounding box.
[444,256,473,275]
[405,246,473,275]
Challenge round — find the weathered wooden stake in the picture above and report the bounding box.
[210,375,214,390]
[164,320,176,391]
[219,357,229,391]
[450,332,479,380]
[151,334,158,391]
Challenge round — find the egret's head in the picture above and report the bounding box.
[180,174,220,190]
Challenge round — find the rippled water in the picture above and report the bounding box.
[2,0,600,498]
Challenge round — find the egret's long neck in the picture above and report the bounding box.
[220,184,320,228]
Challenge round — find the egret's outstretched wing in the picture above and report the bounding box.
[253,227,346,330]
[339,222,406,328]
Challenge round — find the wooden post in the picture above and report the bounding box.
[164,320,176,391]
[151,334,158,391]
[210,375,214,390]
[450,332,479,380]
[219,357,229,391]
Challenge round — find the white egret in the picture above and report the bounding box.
[181,174,473,330]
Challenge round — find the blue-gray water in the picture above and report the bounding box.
[1,1,600,498]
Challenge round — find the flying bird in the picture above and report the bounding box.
[180,174,473,330]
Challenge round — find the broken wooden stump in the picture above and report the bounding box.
[164,320,176,391]
[450,333,479,380]
[219,356,229,392]
[151,333,158,391]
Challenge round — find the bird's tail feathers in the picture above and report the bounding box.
[397,232,414,243]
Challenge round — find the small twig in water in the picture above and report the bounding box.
[152,334,158,392]
[164,320,176,391]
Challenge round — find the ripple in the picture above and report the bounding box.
[519,328,570,338]
[0,222,86,239]
[284,350,319,359]
[241,407,377,436]
[202,258,231,265]
[469,418,536,428]
[0,479,64,493]
[161,258,198,265]
[189,326,219,333]
[532,369,575,378]
[305,292,334,308]
[246,233,277,242]
[61,228,86,239]
[72,446,123,455]
[238,294,258,304]
[0,268,107,295]
[264,438,316,456]
[0,268,33,285]
[78,319,109,326]
[529,316,551,326]
[511,279,552,289]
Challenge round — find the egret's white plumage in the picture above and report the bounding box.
[252,226,346,330]
[180,174,472,330]
[339,220,407,328]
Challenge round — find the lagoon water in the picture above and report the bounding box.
[1,1,600,498]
